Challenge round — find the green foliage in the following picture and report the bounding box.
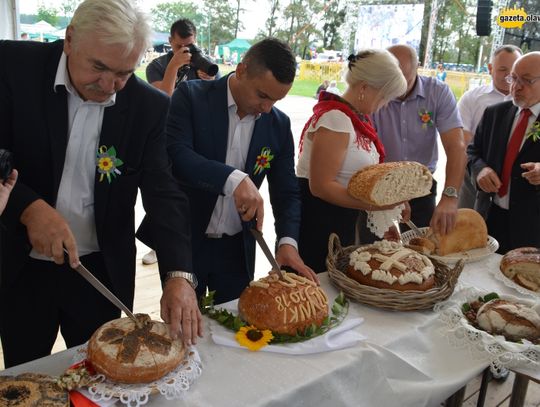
[37,4,59,26]
[200,290,349,345]
[151,2,204,33]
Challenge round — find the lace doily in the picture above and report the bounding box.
[72,344,202,406]
[491,267,540,299]
[434,287,540,372]
[366,204,404,238]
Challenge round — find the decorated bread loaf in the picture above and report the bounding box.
[87,314,185,384]
[500,247,540,292]
[0,373,68,407]
[476,299,540,342]
[347,240,435,291]
[238,272,329,335]
[347,161,432,206]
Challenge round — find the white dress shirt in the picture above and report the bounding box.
[458,83,509,135]
[30,52,115,260]
[494,102,540,209]
[205,75,297,249]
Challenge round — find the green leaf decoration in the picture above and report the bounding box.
[483,292,499,302]
[461,303,471,313]
[200,290,350,344]
[108,146,117,156]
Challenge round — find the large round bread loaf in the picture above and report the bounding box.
[238,272,329,335]
[500,247,540,292]
[87,314,185,384]
[430,208,487,256]
[476,299,540,342]
[347,161,432,206]
[347,240,435,291]
[0,373,68,407]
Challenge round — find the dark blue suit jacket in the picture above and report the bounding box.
[165,74,301,275]
[0,40,192,307]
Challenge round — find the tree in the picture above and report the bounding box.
[321,0,346,50]
[199,0,237,49]
[263,0,281,37]
[37,4,59,26]
[60,0,81,17]
[150,2,203,33]
[233,0,252,39]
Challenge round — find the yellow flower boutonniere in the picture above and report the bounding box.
[97,145,123,183]
[253,147,274,175]
[526,120,540,142]
[235,326,274,351]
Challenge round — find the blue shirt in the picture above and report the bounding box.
[371,75,462,172]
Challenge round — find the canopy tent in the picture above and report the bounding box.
[217,38,251,64]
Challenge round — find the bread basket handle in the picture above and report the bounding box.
[327,233,343,263]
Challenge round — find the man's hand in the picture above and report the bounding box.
[169,46,192,70]
[160,278,203,346]
[233,177,264,230]
[383,225,400,242]
[0,169,17,215]
[20,199,79,267]
[430,196,458,236]
[476,167,501,193]
[275,244,320,284]
[400,201,411,222]
[521,162,540,185]
[196,70,215,81]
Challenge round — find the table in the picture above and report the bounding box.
[2,254,538,407]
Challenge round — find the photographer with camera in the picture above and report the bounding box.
[146,18,219,97]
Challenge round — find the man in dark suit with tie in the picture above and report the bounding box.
[0,0,200,368]
[468,52,540,253]
[162,38,318,303]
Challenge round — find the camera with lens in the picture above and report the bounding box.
[183,44,219,77]
[0,149,13,181]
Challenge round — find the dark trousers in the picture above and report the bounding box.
[0,252,120,368]
[487,204,510,255]
[358,180,437,244]
[193,233,252,304]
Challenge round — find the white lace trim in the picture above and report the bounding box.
[366,204,404,238]
[491,267,540,299]
[73,344,202,406]
[434,287,540,373]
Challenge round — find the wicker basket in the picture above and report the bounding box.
[326,233,464,311]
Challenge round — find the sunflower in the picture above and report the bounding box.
[235,326,274,351]
[98,156,113,171]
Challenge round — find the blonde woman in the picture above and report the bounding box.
[297,49,408,272]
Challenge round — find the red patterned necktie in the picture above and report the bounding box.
[498,108,532,197]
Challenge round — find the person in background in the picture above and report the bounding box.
[145,18,218,97]
[0,170,17,215]
[297,50,409,272]
[0,0,198,368]
[315,79,329,98]
[20,33,29,41]
[457,45,522,208]
[326,80,342,96]
[468,52,540,253]
[142,18,220,266]
[359,44,465,243]
[157,38,319,304]
[436,64,447,82]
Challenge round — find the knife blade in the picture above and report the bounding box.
[250,229,285,280]
[64,249,140,326]
[405,220,424,237]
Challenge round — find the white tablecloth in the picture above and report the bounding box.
[2,254,538,407]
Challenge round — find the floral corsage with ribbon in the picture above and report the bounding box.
[526,120,540,142]
[96,145,123,183]
[253,147,274,175]
[201,289,348,352]
[418,108,434,129]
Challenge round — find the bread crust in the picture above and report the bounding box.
[238,273,329,335]
[347,161,432,206]
[87,314,185,384]
[347,241,435,291]
[432,208,487,256]
[0,373,68,407]
[500,247,540,292]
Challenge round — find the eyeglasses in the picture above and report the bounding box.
[505,75,540,86]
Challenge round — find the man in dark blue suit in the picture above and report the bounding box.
[0,0,200,368]
[165,38,318,303]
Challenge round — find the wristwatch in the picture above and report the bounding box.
[165,271,198,289]
[442,186,459,198]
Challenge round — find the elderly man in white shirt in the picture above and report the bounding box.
[457,45,522,208]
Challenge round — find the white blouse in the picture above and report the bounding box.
[296,109,379,186]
